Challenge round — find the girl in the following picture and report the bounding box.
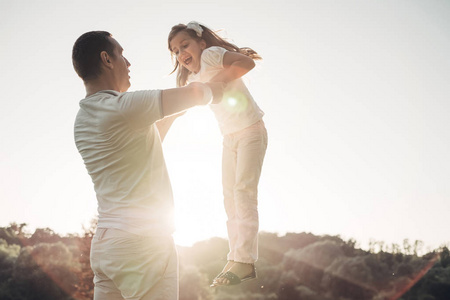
[168,21,268,287]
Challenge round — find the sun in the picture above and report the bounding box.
[162,107,227,247]
[172,190,228,247]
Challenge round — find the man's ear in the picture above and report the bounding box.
[100,51,113,68]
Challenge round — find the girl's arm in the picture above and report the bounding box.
[210,51,255,83]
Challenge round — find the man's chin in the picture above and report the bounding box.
[123,82,131,92]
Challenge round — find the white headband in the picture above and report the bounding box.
[186,21,203,37]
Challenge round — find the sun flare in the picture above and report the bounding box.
[163,107,227,247]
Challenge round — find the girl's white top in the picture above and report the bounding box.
[188,46,264,135]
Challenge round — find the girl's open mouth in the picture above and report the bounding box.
[184,57,192,65]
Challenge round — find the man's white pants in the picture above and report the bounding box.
[222,120,268,264]
[90,228,178,300]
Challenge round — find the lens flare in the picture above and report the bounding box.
[227,97,238,107]
[222,90,248,112]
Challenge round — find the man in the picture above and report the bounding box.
[72,31,222,300]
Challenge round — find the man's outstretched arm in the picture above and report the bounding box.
[157,82,224,141]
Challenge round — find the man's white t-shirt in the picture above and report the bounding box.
[74,90,174,236]
[188,46,264,135]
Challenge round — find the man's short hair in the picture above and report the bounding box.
[72,31,115,81]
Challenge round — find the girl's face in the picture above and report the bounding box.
[170,31,206,74]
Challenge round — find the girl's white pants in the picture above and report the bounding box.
[222,120,268,264]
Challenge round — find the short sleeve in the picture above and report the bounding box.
[202,46,227,68]
[118,90,163,129]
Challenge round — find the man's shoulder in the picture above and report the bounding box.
[79,90,120,106]
[81,90,161,105]
[83,90,120,99]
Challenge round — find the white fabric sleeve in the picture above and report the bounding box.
[118,90,164,129]
[201,46,227,68]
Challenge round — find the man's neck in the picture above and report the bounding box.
[84,78,119,97]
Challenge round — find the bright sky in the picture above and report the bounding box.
[1,0,449,251]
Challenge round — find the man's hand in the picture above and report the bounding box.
[206,82,226,104]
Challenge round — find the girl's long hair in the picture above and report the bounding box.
[168,23,262,87]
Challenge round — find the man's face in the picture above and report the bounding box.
[109,37,131,92]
